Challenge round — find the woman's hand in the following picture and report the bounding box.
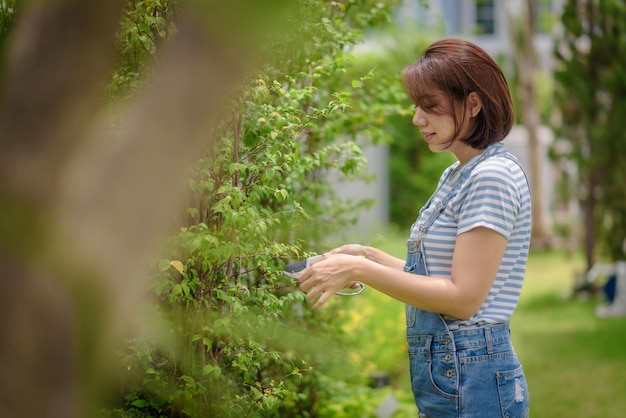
[325,244,368,257]
[325,244,404,271]
[298,253,366,309]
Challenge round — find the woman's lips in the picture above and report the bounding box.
[422,132,435,142]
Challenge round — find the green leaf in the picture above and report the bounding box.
[170,284,182,298]
[157,259,171,272]
[130,399,147,408]
[274,189,288,201]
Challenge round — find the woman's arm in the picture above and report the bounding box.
[299,226,507,319]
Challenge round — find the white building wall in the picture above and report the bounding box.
[398,0,563,73]
[332,144,389,239]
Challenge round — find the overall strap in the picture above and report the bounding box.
[414,147,496,240]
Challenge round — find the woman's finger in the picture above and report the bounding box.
[326,244,363,256]
[298,270,314,291]
[312,290,332,309]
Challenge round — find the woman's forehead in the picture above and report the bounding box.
[410,73,441,95]
[414,90,445,104]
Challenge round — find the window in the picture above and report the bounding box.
[475,0,495,35]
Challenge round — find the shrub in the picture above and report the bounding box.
[100,1,408,416]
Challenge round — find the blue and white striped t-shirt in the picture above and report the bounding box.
[409,142,532,329]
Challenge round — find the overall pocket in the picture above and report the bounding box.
[496,364,529,418]
[409,342,459,404]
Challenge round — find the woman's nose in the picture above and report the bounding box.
[412,107,426,127]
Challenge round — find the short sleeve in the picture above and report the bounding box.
[453,158,523,240]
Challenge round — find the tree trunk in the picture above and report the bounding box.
[0,3,125,417]
[507,0,550,248]
[0,1,292,416]
[583,172,598,271]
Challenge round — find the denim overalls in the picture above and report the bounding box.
[404,150,530,418]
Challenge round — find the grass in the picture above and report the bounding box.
[340,230,626,418]
[511,250,626,418]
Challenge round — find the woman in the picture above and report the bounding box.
[298,38,531,418]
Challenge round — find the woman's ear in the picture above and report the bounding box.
[466,92,482,117]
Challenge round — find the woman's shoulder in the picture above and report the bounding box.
[473,152,526,183]
[462,153,529,206]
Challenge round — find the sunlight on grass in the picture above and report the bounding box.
[521,249,585,298]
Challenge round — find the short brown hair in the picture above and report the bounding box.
[402,38,514,149]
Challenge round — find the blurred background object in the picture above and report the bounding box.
[0,0,294,416]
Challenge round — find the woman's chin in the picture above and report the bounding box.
[427,142,447,153]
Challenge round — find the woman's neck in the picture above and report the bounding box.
[454,145,483,166]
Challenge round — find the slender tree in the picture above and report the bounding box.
[507,0,549,248]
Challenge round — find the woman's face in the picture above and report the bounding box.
[411,91,475,158]
[411,92,457,151]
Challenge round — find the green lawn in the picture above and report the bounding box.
[511,250,626,418]
[342,233,626,418]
